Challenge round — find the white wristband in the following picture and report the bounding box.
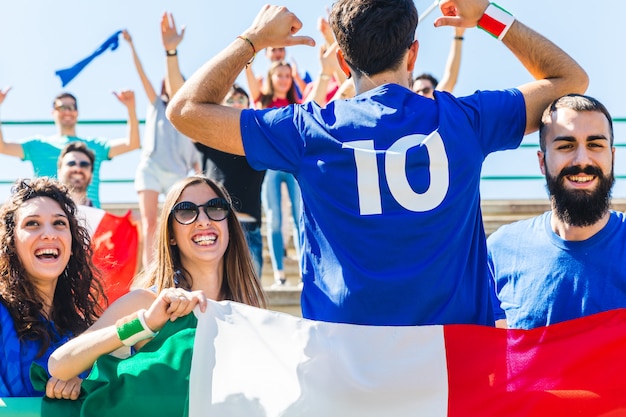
[478,3,515,41]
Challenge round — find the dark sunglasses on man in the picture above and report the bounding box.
[171,198,231,225]
[65,160,91,168]
[55,104,77,112]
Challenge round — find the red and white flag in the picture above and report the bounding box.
[190,302,626,417]
[78,206,139,304]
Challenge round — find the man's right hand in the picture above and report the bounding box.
[241,5,315,52]
[434,0,490,28]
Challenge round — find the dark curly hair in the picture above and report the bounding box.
[0,177,105,357]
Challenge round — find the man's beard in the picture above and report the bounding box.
[545,164,614,227]
[63,174,89,193]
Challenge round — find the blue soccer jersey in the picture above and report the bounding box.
[242,84,525,325]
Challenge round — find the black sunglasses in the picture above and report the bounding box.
[171,198,230,225]
[55,104,77,112]
[65,160,91,168]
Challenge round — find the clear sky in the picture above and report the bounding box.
[1,0,626,203]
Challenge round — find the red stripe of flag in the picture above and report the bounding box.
[445,309,626,416]
[92,209,139,304]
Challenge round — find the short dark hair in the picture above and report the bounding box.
[53,92,78,109]
[57,141,95,172]
[539,94,614,151]
[330,0,418,77]
[231,83,249,101]
[413,73,439,88]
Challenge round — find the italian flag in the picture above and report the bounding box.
[30,302,626,416]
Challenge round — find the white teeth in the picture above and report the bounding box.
[193,235,217,244]
[35,248,59,258]
[569,175,594,183]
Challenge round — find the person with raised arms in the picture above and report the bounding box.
[166,0,587,326]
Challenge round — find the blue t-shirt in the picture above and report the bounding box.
[0,303,72,397]
[242,84,525,326]
[488,210,626,329]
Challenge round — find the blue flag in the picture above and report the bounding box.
[55,30,122,87]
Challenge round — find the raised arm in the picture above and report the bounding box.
[434,0,588,135]
[436,27,465,93]
[0,87,25,158]
[166,5,315,155]
[162,12,186,98]
[244,65,262,108]
[290,59,307,94]
[305,42,340,106]
[107,90,140,158]
[122,30,158,104]
[48,288,207,382]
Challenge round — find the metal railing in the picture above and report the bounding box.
[2,117,625,187]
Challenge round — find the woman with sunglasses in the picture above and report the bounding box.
[0,177,104,398]
[48,175,266,390]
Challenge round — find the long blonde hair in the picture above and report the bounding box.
[133,176,266,308]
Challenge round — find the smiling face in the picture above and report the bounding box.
[170,182,229,274]
[270,64,293,96]
[58,150,93,193]
[266,47,286,62]
[52,96,78,131]
[539,108,615,226]
[14,196,72,295]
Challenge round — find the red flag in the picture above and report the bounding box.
[79,207,139,304]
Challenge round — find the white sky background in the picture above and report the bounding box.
[1,0,625,202]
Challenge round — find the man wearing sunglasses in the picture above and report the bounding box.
[0,90,140,208]
[57,141,95,207]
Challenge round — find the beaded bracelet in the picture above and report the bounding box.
[237,35,257,67]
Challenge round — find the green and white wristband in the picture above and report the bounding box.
[116,309,157,346]
[478,3,515,41]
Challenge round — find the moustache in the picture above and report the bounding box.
[558,165,603,178]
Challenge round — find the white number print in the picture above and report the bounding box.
[343,131,449,215]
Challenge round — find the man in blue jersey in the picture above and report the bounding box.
[488,94,626,330]
[167,0,588,326]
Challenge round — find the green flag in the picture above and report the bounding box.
[32,313,197,417]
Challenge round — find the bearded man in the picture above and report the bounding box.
[488,94,626,330]
[57,141,95,207]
